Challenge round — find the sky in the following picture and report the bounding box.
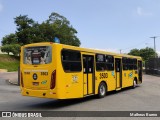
[0,0,160,54]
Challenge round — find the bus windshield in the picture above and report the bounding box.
[23,46,52,65]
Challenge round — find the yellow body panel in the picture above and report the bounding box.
[83,74,87,95]
[116,72,120,88]
[122,70,133,87]
[88,74,93,94]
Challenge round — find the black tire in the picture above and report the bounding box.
[132,79,137,89]
[98,82,107,98]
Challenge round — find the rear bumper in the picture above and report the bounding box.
[21,88,58,99]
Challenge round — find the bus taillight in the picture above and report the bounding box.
[50,70,56,89]
[21,72,24,87]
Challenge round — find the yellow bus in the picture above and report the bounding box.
[20,42,142,99]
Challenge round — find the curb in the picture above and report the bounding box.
[6,71,18,73]
[0,69,8,72]
[9,79,18,85]
[1,72,19,85]
[6,79,18,86]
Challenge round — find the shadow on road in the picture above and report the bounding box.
[24,86,139,110]
[26,95,97,110]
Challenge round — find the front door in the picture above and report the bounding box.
[83,55,95,96]
[115,58,122,88]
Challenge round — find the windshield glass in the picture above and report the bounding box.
[24,46,52,65]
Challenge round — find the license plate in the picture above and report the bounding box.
[33,82,39,86]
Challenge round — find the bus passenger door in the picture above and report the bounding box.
[115,58,122,89]
[83,55,95,96]
[138,60,142,83]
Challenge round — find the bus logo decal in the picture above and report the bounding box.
[129,72,133,78]
[72,75,78,82]
[112,71,115,76]
[41,80,47,84]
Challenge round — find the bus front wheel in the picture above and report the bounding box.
[98,82,107,98]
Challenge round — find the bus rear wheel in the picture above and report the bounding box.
[98,82,107,98]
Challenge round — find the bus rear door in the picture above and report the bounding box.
[83,55,95,96]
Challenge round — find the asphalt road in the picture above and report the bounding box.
[0,74,160,119]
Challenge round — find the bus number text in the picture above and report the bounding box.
[41,72,48,76]
[99,73,108,79]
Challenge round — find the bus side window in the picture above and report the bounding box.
[106,55,114,70]
[83,57,87,73]
[96,54,114,71]
[62,49,82,72]
[88,57,93,73]
[122,57,128,70]
[115,60,120,72]
[96,54,106,71]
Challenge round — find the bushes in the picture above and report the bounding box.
[1,44,21,56]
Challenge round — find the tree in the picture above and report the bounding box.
[14,15,34,31]
[35,22,55,42]
[128,49,140,56]
[139,47,157,61]
[1,44,21,56]
[1,34,18,45]
[14,15,35,45]
[128,47,157,61]
[1,34,19,55]
[1,12,81,56]
[1,45,11,55]
[48,12,81,46]
[8,13,81,46]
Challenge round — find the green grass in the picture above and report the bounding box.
[0,54,20,72]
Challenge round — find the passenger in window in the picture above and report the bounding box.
[40,57,46,64]
[26,56,32,64]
